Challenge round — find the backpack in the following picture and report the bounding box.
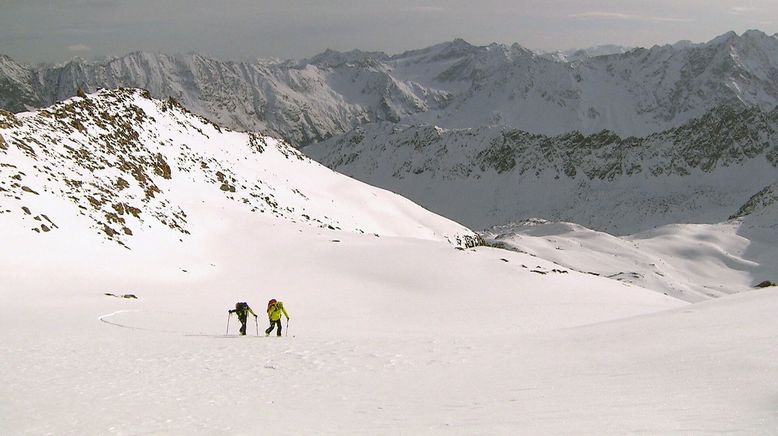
[235,302,248,311]
[267,299,277,311]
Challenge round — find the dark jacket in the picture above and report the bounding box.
[230,305,257,319]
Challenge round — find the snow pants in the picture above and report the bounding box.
[265,319,282,336]
[238,314,248,335]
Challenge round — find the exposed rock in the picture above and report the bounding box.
[104,293,138,299]
[21,186,38,195]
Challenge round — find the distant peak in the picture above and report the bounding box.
[414,39,477,54]
[702,29,778,49]
[66,56,87,64]
[389,39,481,63]
[307,48,388,67]
[672,39,695,49]
[742,29,768,38]
[537,44,632,62]
[709,30,738,45]
[449,38,473,48]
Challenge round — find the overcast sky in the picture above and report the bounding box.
[1,0,777,64]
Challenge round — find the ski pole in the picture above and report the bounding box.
[286,318,289,337]
[255,316,259,337]
[226,312,230,335]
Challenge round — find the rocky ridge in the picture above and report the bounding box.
[0,88,480,248]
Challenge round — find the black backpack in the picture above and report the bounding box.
[235,302,248,311]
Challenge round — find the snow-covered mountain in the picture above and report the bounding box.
[306,104,778,234]
[0,55,43,110]
[4,30,778,145]
[0,50,435,146]
[537,44,633,62]
[483,216,778,302]
[0,88,480,249]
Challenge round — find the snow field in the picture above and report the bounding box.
[1,218,696,435]
[488,220,778,302]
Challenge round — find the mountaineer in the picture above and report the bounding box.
[228,302,257,336]
[265,299,290,336]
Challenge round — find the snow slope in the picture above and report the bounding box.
[5,216,778,434]
[479,182,778,303]
[0,206,695,435]
[0,88,479,249]
[485,218,778,302]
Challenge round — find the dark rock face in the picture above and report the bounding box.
[308,106,778,234]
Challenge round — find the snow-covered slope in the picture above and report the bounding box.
[0,212,704,434]
[3,199,778,433]
[731,182,778,225]
[484,218,778,302]
[306,105,778,234]
[0,54,42,111]
[0,88,480,248]
[16,235,778,433]
[3,30,778,144]
[478,180,778,303]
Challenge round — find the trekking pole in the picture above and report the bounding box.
[286,318,289,337]
[255,317,259,337]
[226,312,230,335]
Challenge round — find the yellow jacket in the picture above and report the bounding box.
[268,301,289,321]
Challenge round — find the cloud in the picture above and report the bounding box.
[403,6,445,13]
[67,43,92,52]
[569,11,691,23]
[728,6,758,15]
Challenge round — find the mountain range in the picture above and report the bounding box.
[306,103,778,234]
[3,30,778,147]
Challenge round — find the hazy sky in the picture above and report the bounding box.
[1,0,777,64]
